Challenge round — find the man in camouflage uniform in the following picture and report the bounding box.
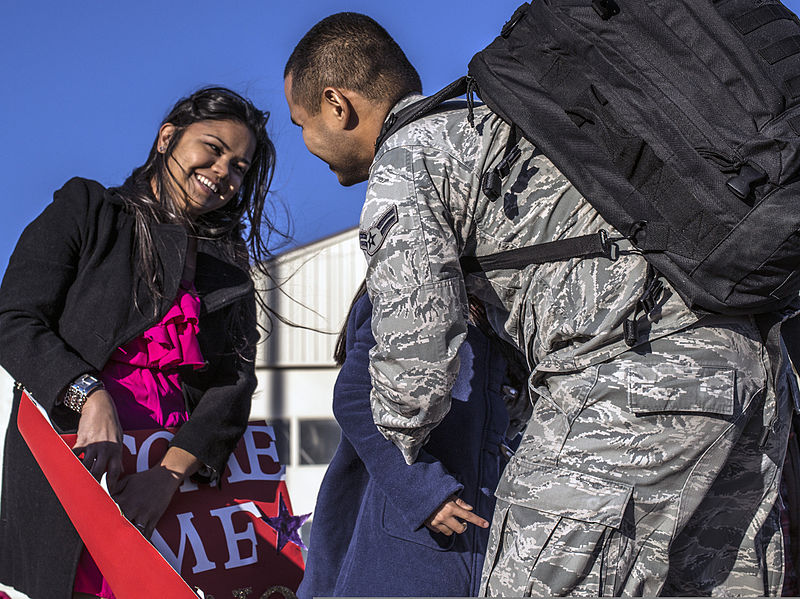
[285,12,791,596]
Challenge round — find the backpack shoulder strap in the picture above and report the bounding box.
[460,230,616,274]
[373,76,628,316]
[374,76,473,153]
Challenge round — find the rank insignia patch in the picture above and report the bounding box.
[360,205,399,256]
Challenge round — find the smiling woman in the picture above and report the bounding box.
[0,87,283,599]
[156,119,256,216]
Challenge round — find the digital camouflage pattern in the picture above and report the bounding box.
[481,317,788,595]
[360,95,790,595]
[362,95,697,464]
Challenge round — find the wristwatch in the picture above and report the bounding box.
[63,373,104,413]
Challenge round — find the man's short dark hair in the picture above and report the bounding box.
[285,12,422,114]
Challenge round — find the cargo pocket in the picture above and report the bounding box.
[626,363,735,416]
[482,459,633,596]
[380,496,456,551]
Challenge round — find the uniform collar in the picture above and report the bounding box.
[384,93,425,125]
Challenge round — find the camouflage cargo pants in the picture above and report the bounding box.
[480,317,791,596]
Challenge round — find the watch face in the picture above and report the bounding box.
[66,375,103,413]
[75,374,100,392]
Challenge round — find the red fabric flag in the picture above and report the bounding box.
[17,391,197,597]
[19,391,306,597]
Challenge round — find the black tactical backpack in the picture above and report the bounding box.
[376,0,800,319]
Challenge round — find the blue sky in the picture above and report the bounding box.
[1,0,521,268]
[2,1,799,270]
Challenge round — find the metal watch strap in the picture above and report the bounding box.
[63,373,104,413]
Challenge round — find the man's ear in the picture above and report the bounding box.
[321,87,356,130]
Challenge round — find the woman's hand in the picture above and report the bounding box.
[113,446,200,538]
[71,389,123,490]
[113,466,182,538]
[424,495,489,536]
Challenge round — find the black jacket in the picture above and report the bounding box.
[0,177,257,598]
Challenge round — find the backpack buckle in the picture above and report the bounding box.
[599,229,620,261]
[726,162,768,201]
[592,0,620,20]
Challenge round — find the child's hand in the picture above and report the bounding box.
[424,495,489,536]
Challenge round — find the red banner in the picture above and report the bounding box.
[18,391,306,598]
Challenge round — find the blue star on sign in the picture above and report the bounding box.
[261,494,310,552]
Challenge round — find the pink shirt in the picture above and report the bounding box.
[100,283,204,430]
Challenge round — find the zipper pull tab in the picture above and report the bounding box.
[482,133,522,201]
[624,316,639,347]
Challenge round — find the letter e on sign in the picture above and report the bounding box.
[151,511,216,574]
[209,502,262,569]
[227,425,284,483]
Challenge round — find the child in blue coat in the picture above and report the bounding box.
[298,286,523,597]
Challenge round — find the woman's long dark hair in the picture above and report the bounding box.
[334,280,367,365]
[113,86,286,353]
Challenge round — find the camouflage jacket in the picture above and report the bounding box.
[360,95,698,464]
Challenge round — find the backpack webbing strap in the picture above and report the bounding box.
[760,35,800,65]
[790,115,800,136]
[732,4,796,35]
[374,77,471,154]
[460,230,614,274]
[786,74,800,98]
